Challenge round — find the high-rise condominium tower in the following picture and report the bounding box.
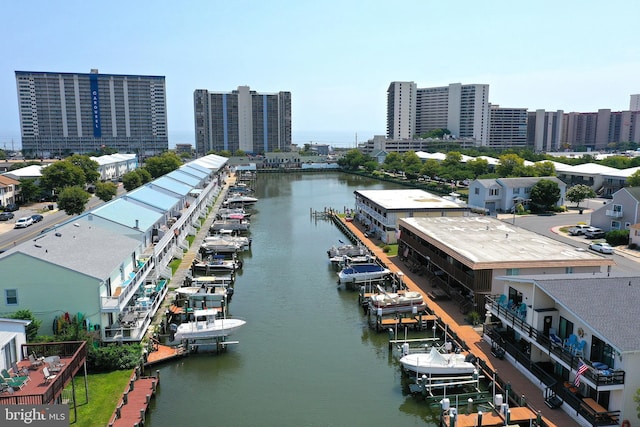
[386,82,417,140]
[194,86,291,156]
[15,69,168,157]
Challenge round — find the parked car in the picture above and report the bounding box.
[0,212,15,221]
[584,227,606,239]
[589,242,614,254]
[31,214,44,223]
[14,216,34,228]
[3,203,19,212]
[568,224,590,236]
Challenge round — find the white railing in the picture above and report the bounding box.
[100,258,154,311]
[605,209,623,218]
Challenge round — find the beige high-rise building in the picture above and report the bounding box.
[386,82,417,140]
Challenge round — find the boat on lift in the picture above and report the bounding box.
[173,308,246,341]
[399,346,477,376]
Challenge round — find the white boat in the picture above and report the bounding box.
[223,194,258,206]
[203,234,251,251]
[329,254,375,269]
[173,308,246,341]
[217,207,252,220]
[200,238,244,254]
[176,286,228,304]
[192,255,241,273]
[368,290,426,315]
[327,243,368,258]
[210,219,250,232]
[337,263,391,284]
[399,347,477,376]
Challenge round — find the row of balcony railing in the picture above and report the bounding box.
[486,295,625,387]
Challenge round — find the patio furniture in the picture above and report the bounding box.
[0,375,25,390]
[28,353,43,369]
[2,368,29,384]
[549,328,562,347]
[42,367,57,384]
[573,340,587,357]
[12,362,29,377]
[564,334,578,352]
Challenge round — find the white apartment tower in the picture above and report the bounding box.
[386,82,417,140]
[630,94,640,111]
[413,83,490,145]
[527,110,564,152]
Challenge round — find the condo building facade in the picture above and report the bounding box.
[387,82,490,146]
[194,86,291,156]
[15,69,168,157]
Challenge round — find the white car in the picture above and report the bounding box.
[589,242,614,254]
[14,216,34,229]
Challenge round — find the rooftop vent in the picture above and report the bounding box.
[55,233,62,237]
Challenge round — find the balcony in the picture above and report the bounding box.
[103,279,168,343]
[100,257,154,312]
[0,341,87,406]
[605,209,623,218]
[485,295,625,388]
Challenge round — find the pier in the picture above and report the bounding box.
[108,367,159,427]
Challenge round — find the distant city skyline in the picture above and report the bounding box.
[1,1,639,150]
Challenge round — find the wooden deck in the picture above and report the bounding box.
[144,344,186,367]
[340,217,580,427]
[109,368,159,427]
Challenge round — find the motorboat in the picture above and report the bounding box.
[223,194,258,206]
[203,234,251,252]
[399,347,477,376]
[216,207,252,220]
[210,219,250,232]
[173,308,246,341]
[176,286,229,306]
[191,255,242,274]
[368,290,426,315]
[327,243,368,258]
[337,263,391,284]
[200,238,244,254]
[329,254,375,269]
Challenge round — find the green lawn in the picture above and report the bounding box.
[72,370,132,427]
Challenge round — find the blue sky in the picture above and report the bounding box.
[1,0,639,149]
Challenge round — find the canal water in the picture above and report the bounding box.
[147,172,441,426]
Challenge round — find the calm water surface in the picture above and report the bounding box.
[147,173,439,426]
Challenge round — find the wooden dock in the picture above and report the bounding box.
[335,214,578,427]
[144,343,186,367]
[109,368,159,427]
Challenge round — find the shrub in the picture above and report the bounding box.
[87,344,143,373]
[606,229,629,247]
[382,245,391,253]
[628,243,638,250]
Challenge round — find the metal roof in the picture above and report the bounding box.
[90,198,164,230]
[355,189,464,210]
[125,186,181,211]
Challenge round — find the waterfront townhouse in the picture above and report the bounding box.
[397,216,615,314]
[0,155,228,343]
[485,274,639,427]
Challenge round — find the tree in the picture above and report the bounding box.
[337,149,369,170]
[402,151,422,178]
[530,179,561,212]
[57,186,91,216]
[144,152,182,178]
[95,181,118,202]
[627,170,640,187]
[67,154,100,184]
[19,178,40,203]
[466,158,489,177]
[10,309,42,342]
[496,154,525,177]
[122,171,142,191]
[442,151,462,167]
[420,159,441,179]
[566,184,596,208]
[136,168,152,184]
[40,161,85,194]
[533,161,556,177]
[382,152,403,172]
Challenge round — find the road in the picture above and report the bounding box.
[0,186,125,252]
[503,206,639,276]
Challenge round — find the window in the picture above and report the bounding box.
[513,188,520,194]
[506,268,519,276]
[490,188,499,196]
[611,221,620,230]
[565,267,573,274]
[5,289,18,305]
[474,188,479,195]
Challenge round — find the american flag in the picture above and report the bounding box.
[574,361,589,386]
